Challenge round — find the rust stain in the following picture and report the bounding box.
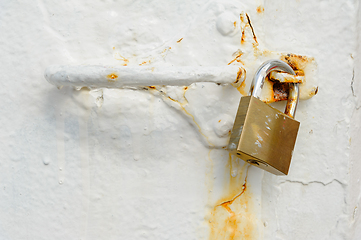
[269,72,304,83]
[234,68,244,84]
[256,6,264,14]
[237,80,247,96]
[148,86,156,90]
[107,73,118,82]
[139,60,151,66]
[272,80,289,102]
[232,68,247,95]
[184,86,188,91]
[240,14,245,23]
[285,95,298,117]
[241,29,246,44]
[114,53,129,66]
[280,53,313,76]
[228,52,244,65]
[209,162,256,240]
[218,120,221,123]
[233,21,237,28]
[177,38,183,43]
[245,13,258,44]
[161,47,172,56]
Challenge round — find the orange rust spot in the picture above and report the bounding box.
[148,86,156,90]
[177,38,183,43]
[218,120,221,123]
[107,73,118,82]
[184,86,188,91]
[256,6,264,13]
[112,47,115,50]
[161,47,172,54]
[233,21,237,28]
[114,53,129,65]
[139,60,151,66]
[240,14,244,23]
[241,30,246,44]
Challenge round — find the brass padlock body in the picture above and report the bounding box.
[228,96,300,175]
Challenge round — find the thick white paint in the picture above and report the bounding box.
[0,0,360,240]
[44,65,243,88]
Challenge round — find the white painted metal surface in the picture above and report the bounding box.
[0,0,360,239]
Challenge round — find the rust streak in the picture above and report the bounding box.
[245,13,258,43]
[209,165,253,240]
[177,38,183,43]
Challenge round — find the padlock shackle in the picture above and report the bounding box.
[249,60,299,118]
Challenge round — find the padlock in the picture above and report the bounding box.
[227,60,300,175]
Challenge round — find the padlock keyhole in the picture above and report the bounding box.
[247,159,269,167]
[247,159,259,165]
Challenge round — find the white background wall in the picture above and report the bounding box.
[0,0,360,239]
